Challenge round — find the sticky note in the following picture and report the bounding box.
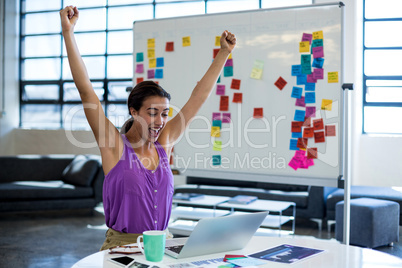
[135,63,144,74]
[291,86,303,99]
[165,41,174,52]
[291,121,303,132]
[302,65,311,75]
[307,148,318,159]
[305,83,315,91]
[156,57,164,67]
[294,110,306,122]
[147,69,155,79]
[328,72,339,83]
[307,74,317,84]
[136,52,144,62]
[302,33,313,44]
[232,92,243,103]
[312,46,324,58]
[292,132,302,138]
[253,60,264,70]
[212,120,222,128]
[313,30,324,40]
[253,108,263,118]
[299,41,310,53]
[301,54,311,65]
[313,68,324,80]
[147,49,155,58]
[213,48,220,59]
[303,117,311,127]
[305,92,316,104]
[289,139,299,151]
[182,36,191,47]
[231,79,241,90]
[217,76,221,83]
[225,59,233,67]
[212,155,221,166]
[222,113,231,123]
[295,96,305,107]
[288,157,301,170]
[295,150,306,159]
[228,53,232,59]
[215,36,221,46]
[213,140,222,151]
[226,257,266,267]
[212,112,221,121]
[211,126,221,137]
[313,118,324,130]
[274,76,287,90]
[250,68,263,80]
[147,38,155,48]
[297,75,307,85]
[306,106,316,118]
[168,107,173,117]
[224,66,233,77]
[216,85,225,95]
[136,77,144,84]
[224,255,246,262]
[149,58,156,68]
[312,58,325,68]
[325,125,336,136]
[155,69,163,79]
[303,127,314,138]
[321,99,333,111]
[314,131,326,143]
[220,96,229,111]
[312,39,323,48]
[292,65,302,76]
[297,138,308,149]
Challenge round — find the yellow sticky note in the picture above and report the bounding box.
[328,71,339,83]
[321,99,333,111]
[250,68,263,80]
[168,107,173,117]
[228,53,232,60]
[313,30,324,40]
[213,140,222,151]
[149,58,156,68]
[215,36,221,47]
[147,38,155,48]
[211,126,221,137]
[147,49,155,58]
[299,41,310,53]
[182,36,191,47]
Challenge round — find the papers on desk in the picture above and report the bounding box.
[227,195,258,205]
[173,193,205,201]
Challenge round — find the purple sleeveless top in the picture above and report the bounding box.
[103,135,174,234]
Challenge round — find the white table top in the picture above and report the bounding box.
[217,199,295,212]
[172,195,230,206]
[72,236,402,268]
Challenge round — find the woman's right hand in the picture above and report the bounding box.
[60,5,79,33]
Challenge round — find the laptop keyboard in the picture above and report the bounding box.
[167,245,184,254]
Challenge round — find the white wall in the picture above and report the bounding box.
[1,0,400,187]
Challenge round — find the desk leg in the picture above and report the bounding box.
[279,211,282,237]
[292,205,296,236]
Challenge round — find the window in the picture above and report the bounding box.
[20,0,312,130]
[363,0,402,134]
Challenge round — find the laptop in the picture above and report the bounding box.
[165,211,268,259]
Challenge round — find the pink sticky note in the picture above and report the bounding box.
[135,63,144,74]
[312,46,324,58]
[216,85,225,95]
[313,68,324,79]
[306,106,316,118]
[212,112,221,121]
[222,112,231,123]
[299,157,309,169]
[225,59,233,67]
[307,158,315,167]
[307,74,317,83]
[295,150,305,159]
[295,96,306,107]
[302,33,313,44]
[288,157,301,170]
[147,69,155,79]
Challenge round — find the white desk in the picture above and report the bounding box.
[72,236,402,268]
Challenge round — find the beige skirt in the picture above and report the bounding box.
[100,228,173,251]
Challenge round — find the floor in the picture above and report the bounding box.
[0,207,401,268]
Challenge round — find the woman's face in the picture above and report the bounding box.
[130,96,170,143]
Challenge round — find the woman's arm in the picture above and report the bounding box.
[60,6,122,172]
[160,30,237,147]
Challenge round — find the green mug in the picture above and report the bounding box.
[137,230,166,262]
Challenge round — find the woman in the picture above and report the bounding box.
[60,5,236,250]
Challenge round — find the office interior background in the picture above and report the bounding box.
[0,0,401,188]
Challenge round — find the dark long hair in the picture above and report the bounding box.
[121,81,171,134]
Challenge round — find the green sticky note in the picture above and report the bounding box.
[212,155,221,166]
[212,120,222,128]
[213,141,222,151]
[136,52,144,62]
[223,66,233,77]
[217,75,221,83]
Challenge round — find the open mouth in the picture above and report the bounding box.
[149,127,161,138]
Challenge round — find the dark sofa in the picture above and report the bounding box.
[174,176,337,227]
[0,154,104,213]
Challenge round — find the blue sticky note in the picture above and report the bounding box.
[312,58,325,68]
[155,69,163,79]
[223,66,233,77]
[292,132,302,138]
[291,65,302,76]
[290,139,299,150]
[305,92,316,104]
[305,83,316,91]
[156,57,164,67]
[212,155,221,166]
[297,75,307,85]
[136,52,144,62]
[291,86,303,99]
[212,120,222,128]
[294,110,306,122]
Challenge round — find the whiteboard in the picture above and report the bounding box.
[133,3,344,187]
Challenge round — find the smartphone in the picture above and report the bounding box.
[108,256,136,267]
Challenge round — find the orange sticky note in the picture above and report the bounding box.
[182,36,191,47]
[291,121,303,133]
[307,148,318,159]
[274,76,287,90]
[219,96,229,111]
[303,117,311,127]
[297,138,308,149]
[231,79,241,90]
[314,131,326,143]
[325,125,336,136]
[165,42,174,52]
[303,127,314,138]
[313,118,324,130]
[136,77,144,84]
[213,48,220,59]
[253,108,263,118]
[232,92,243,103]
